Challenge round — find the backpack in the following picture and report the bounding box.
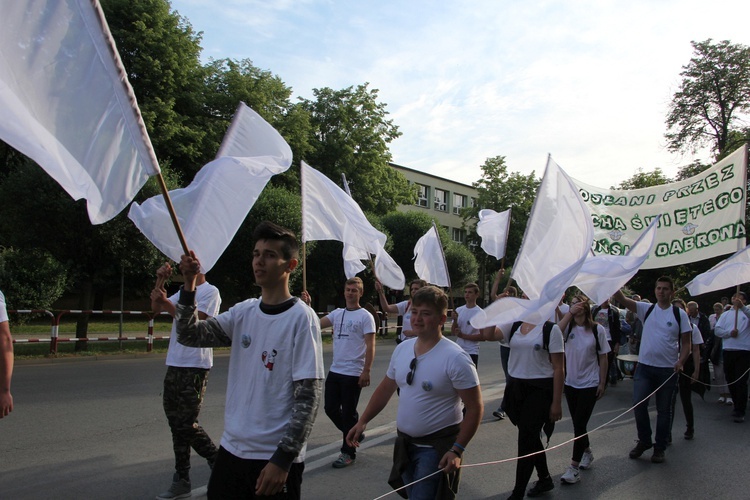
[508,321,555,352]
[643,304,682,335]
[565,322,603,361]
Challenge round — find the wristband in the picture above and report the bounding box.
[447,449,462,459]
[452,442,465,452]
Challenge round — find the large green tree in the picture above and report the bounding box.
[300,84,415,214]
[665,39,750,158]
[615,167,672,189]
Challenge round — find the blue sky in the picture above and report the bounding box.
[170,0,748,189]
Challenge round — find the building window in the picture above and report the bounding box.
[452,227,466,243]
[453,193,467,215]
[434,188,448,212]
[416,184,429,207]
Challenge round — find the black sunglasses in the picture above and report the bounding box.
[406,357,417,385]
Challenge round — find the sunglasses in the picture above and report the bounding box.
[406,357,417,385]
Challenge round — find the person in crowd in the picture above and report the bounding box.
[376,279,427,343]
[347,286,482,500]
[614,277,691,464]
[452,283,485,367]
[306,278,376,469]
[592,298,622,385]
[0,290,13,419]
[714,292,750,423]
[151,263,222,500]
[484,312,564,499]
[709,302,732,405]
[556,295,609,485]
[669,298,702,441]
[490,270,516,420]
[174,221,324,499]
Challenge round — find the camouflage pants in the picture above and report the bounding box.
[163,366,218,479]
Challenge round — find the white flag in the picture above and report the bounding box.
[414,226,450,287]
[473,157,593,327]
[477,209,511,259]
[301,162,405,289]
[573,216,660,305]
[687,244,750,296]
[129,103,291,272]
[0,0,159,224]
[343,244,368,279]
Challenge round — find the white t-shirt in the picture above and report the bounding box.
[0,290,8,323]
[214,298,324,461]
[455,304,482,355]
[691,324,703,346]
[715,308,750,351]
[166,282,221,369]
[564,324,610,389]
[396,300,413,341]
[499,322,564,379]
[387,337,479,437]
[636,302,691,368]
[327,307,376,376]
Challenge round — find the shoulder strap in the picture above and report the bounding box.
[644,303,656,323]
[508,321,522,344]
[672,305,681,332]
[542,321,554,351]
[592,323,602,354]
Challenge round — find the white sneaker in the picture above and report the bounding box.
[726,398,735,406]
[560,465,580,484]
[579,450,594,470]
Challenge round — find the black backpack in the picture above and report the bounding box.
[508,321,555,352]
[643,304,682,335]
[565,322,603,360]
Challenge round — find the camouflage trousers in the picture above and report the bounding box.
[163,366,218,479]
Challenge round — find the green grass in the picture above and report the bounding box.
[11,316,173,335]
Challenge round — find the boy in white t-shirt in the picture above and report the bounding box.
[347,286,482,499]
[175,221,324,499]
[151,263,222,499]
[451,283,484,367]
[0,290,13,419]
[317,277,376,469]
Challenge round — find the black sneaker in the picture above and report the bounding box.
[492,409,506,420]
[651,449,665,463]
[734,414,745,423]
[527,476,554,497]
[684,428,694,440]
[629,441,653,459]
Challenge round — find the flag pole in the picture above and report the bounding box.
[301,162,307,291]
[155,173,190,255]
[432,221,453,311]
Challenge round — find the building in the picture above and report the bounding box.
[389,162,479,243]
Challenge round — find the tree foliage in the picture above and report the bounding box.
[665,39,750,157]
[0,247,69,320]
[300,84,414,214]
[616,168,672,190]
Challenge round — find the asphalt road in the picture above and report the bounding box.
[3,339,749,499]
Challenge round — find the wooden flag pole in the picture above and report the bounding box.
[156,172,190,255]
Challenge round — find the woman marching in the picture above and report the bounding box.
[485,309,565,499]
[556,295,610,485]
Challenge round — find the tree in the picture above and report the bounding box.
[300,84,415,214]
[665,39,750,157]
[616,168,672,190]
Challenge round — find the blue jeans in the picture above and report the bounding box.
[402,444,440,500]
[632,363,677,451]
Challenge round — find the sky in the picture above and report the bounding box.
[169,0,749,189]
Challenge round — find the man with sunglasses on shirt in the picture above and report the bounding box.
[347,286,482,499]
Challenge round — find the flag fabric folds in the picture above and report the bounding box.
[301,162,405,289]
[0,0,160,224]
[343,244,368,279]
[686,244,750,296]
[477,209,511,259]
[129,103,292,272]
[472,157,593,328]
[573,216,660,306]
[413,225,450,287]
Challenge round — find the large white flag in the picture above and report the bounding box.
[414,225,450,287]
[343,245,368,279]
[573,216,660,305]
[0,0,159,224]
[686,244,750,296]
[477,209,511,259]
[572,145,747,268]
[129,103,291,272]
[301,162,405,289]
[473,157,593,327]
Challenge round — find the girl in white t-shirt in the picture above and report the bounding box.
[557,296,610,485]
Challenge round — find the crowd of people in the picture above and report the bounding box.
[4,219,750,500]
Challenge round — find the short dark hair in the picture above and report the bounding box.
[410,279,428,289]
[411,286,448,315]
[253,221,299,260]
[655,276,675,290]
[736,291,748,301]
[464,283,480,294]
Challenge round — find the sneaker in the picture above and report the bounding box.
[332,452,355,468]
[718,396,726,404]
[629,441,653,459]
[651,449,665,463]
[684,428,694,440]
[726,398,735,406]
[156,473,191,500]
[734,414,745,423]
[527,476,554,497]
[560,466,580,484]
[492,409,506,420]
[579,450,594,470]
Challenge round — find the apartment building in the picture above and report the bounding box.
[390,162,479,243]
